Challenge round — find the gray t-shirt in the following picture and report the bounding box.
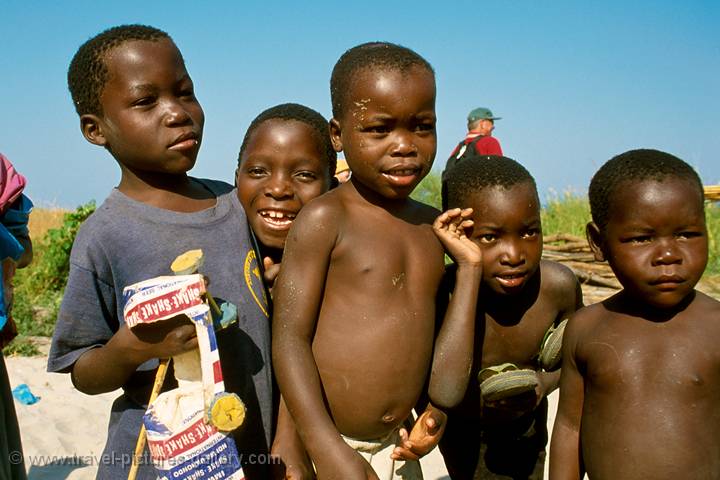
[47,180,272,479]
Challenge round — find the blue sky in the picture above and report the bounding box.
[2,0,719,208]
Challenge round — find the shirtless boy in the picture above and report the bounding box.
[272,42,475,479]
[435,154,582,479]
[550,149,720,480]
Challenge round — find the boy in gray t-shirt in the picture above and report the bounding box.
[47,25,272,479]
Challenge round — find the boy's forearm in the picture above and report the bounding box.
[273,336,347,463]
[538,369,561,397]
[429,264,481,409]
[549,422,583,480]
[272,396,304,454]
[71,328,149,394]
[271,396,312,472]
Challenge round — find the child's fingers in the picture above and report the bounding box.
[425,416,436,431]
[433,208,461,229]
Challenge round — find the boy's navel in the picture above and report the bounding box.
[382,413,396,424]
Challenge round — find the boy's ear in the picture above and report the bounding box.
[80,114,107,147]
[586,221,606,262]
[329,118,343,153]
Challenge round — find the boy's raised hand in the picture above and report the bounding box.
[432,208,481,267]
[390,405,447,461]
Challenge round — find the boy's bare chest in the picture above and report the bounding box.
[480,306,557,368]
[338,219,444,278]
[581,317,720,394]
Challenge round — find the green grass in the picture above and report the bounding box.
[541,191,591,239]
[4,202,95,355]
[706,202,720,274]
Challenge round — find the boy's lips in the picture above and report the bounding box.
[650,274,685,290]
[257,209,296,230]
[382,165,422,187]
[494,270,528,288]
[168,132,199,151]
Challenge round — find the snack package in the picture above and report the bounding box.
[123,274,245,480]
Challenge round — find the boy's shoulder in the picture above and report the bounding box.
[299,185,440,230]
[538,259,581,309]
[196,177,234,196]
[539,259,578,289]
[71,178,239,263]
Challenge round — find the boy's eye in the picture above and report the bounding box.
[246,167,268,177]
[522,228,540,239]
[676,231,703,240]
[626,235,652,244]
[478,234,497,244]
[414,122,436,132]
[364,125,390,134]
[295,171,318,182]
[180,88,196,99]
[132,96,156,107]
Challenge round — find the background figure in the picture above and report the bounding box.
[0,152,31,480]
[441,107,503,209]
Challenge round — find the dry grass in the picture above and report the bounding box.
[28,207,67,239]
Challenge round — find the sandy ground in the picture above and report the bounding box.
[5,347,562,480]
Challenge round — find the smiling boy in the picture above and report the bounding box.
[236,103,336,270]
[550,149,720,480]
[271,42,476,479]
[47,25,273,479]
[235,103,337,478]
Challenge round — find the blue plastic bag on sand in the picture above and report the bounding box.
[12,383,39,405]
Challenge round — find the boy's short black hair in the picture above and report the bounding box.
[330,42,434,118]
[443,154,537,210]
[237,103,337,178]
[589,149,704,229]
[68,24,172,116]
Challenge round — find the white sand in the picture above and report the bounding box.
[6,353,119,479]
[5,347,563,480]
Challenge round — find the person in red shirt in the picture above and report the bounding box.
[442,107,503,208]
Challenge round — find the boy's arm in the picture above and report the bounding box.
[429,208,482,409]
[549,314,586,480]
[270,396,314,480]
[272,204,373,479]
[71,318,197,394]
[537,264,584,401]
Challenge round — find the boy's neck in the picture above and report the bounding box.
[481,270,541,324]
[118,168,215,212]
[612,289,697,322]
[348,177,415,213]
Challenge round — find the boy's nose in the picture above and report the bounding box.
[265,175,293,199]
[163,101,192,126]
[390,131,418,156]
[500,242,525,266]
[652,241,682,266]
